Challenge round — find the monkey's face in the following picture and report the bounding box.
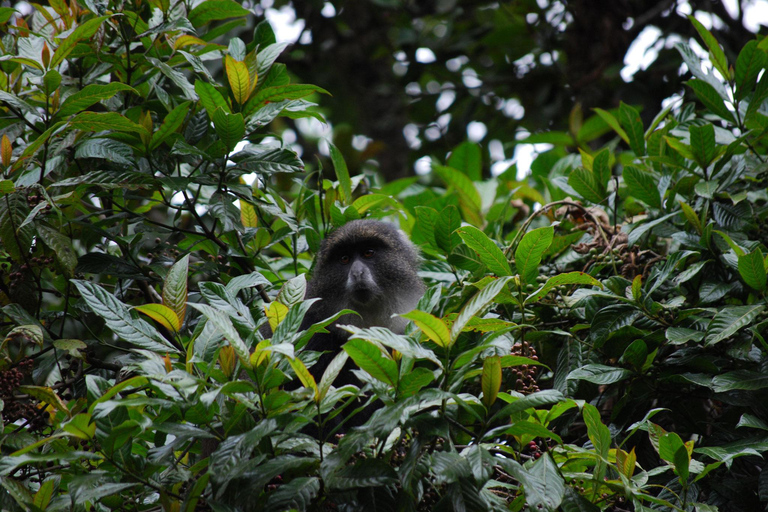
[337,246,382,307]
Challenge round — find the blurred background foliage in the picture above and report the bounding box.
[251,0,765,180]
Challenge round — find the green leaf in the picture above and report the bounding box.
[706,304,764,345]
[689,123,717,170]
[69,112,148,134]
[224,55,250,105]
[447,141,482,181]
[351,194,397,214]
[134,303,181,332]
[525,271,603,304]
[397,367,434,398]
[515,226,554,284]
[343,338,398,387]
[619,102,645,156]
[0,90,37,116]
[150,101,191,150]
[43,70,61,94]
[679,201,703,234]
[735,40,767,100]
[432,163,483,226]
[245,84,330,114]
[592,107,629,143]
[688,15,730,80]
[665,135,696,160]
[592,148,611,189]
[56,83,137,119]
[147,57,198,101]
[50,16,112,69]
[500,454,565,511]
[713,370,768,392]
[435,205,461,253]
[623,165,661,209]
[163,254,189,325]
[212,108,244,152]
[627,211,677,246]
[738,248,767,291]
[328,142,352,205]
[72,280,178,353]
[686,79,736,123]
[189,0,250,26]
[450,277,512,343]
[583,403,610,460]
[481,355,502,408]
[195,80,231,119]
[317,351,349,401]
[456,226,512,276]
[568,167,604,204]
[0,193,33,261]
[567,364,632,385]
[401,310,450,348]
[0,7,17,24]
[75,138,134,166]
[190,303,250,368]
[343,325,442,368]
[264,477,320,512]
[666,326,705,344]
[229,145,303,174]
[36,223,77,278]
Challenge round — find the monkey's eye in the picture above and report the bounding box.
[362,249,375,258]
[340,255,350,265]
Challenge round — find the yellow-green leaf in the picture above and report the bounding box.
[134,303,182,332]
[481,355,502,408]
[225,55,250,105]
[401,310,451,348]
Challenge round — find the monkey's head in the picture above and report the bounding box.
[307,220,425,332]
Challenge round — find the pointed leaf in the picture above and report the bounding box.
[163,254,189,324]
[481,355,502,408]
[195,80,231,118]
[687,79,736,123]
[525,271,602,304]
[456,226,512,276]
[689,123,717,170]
[225,55,250,104]
[432,163,483,226]
[448,141,482,181]
[69,112,148,134]
[328,142,352,205]
[50,16,111,68]
[212,108,244,152]
[343,338,398,387]
[515,226,554,284]
[56,83,137,119]
[623,165,661,209]
[619,102,645,156]
[738,248,767,291]
[568,167,604,204]
[735,40,767,100]
[401,310,451,348]
[688,15,730,80]
[36,223,77,278]
[706,305,764,345]
[592,107,629,143]
[134,303,182,332]
[450,277,512,342]
[72,280,178,353]
[188,0,250,27]
[150,101,191,150]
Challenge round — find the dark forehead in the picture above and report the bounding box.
[321,221,404,252]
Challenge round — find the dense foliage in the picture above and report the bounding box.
[1,1,768,511]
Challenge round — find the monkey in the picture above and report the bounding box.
[298,219,426,386]
[202,220,424,457]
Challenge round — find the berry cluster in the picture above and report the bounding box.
[509,341,540,394]
[26,191,52,212]
[0,359,46,431]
